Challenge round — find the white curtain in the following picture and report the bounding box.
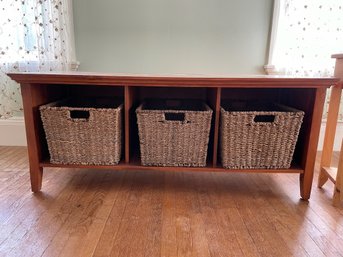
[266,0,343,76]
[0,0,77,118]
[266,0,343,121]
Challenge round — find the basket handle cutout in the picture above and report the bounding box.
[253,115,275,123]
[164,112,186,122]
[70,110,90,120]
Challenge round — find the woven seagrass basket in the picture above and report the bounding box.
[220,102,304,169]
[40,98,123,165]
[136,99,213,167]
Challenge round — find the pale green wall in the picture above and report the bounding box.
[73,0,273,75]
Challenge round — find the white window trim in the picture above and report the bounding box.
[264,0,281,75]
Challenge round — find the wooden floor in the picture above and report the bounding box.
[0,147,343,257]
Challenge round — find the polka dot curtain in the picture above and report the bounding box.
[267,0,343,120]
[0,0,76,118]
[268,0,343,76]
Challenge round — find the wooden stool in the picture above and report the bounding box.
[318,54,343,206]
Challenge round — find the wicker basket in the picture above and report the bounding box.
[136,99,213,167]
[220,102,304,169]
[40,98,123,165]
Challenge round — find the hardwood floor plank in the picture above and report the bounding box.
[229,173,294,257]
[160,172,178,257]
[0,147,20,166]
[107,171,166,257]
[173,173,197,257]
[92,171,135,257]
[1,147,343,257]
[72,171,127,257]
[25,170,107,257]
[0,148,28,192]
[244,174,314,257]
[43,171,125,257]
[0,169,66,245]
[251,173,339,257]
[108,172,148,257]
[0,169,99,257]
[193,173,245,257]
[132,172,163,257]
[210,173,263,257]
[270,173,343,257]
[185,174,211,257]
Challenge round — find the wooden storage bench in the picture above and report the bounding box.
[8,72,339,200]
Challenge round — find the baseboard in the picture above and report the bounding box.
[1,117,342,150]
[0,117,27,146]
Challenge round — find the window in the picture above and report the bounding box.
[265,0,343,76]
[0,0,77,118]
[0,0,76,71]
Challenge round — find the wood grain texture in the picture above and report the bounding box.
[20,83,67,192]
[8,72,338,88]
[206,88,221,167]
[20,84,46,192]
[1,147,343,257]
[333,139,343,205]
[321,167,338,183]
[39,159,304,174]
[318,54,343,204]
[300,88,327,200]
[320,84,343,167]
[124,86,132,163]
[318,84,343,188]
[10,72,336,197]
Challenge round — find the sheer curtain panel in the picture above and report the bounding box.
[265,0,343,121]
[0,0,77,118]
[265,0,343,77]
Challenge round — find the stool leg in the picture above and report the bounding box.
[318,171,329,188]
[318,84,342,188]
[333,139,343,206]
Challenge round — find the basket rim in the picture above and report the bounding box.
[220,103,304,115]
[40,99,123,111]
[136,101,213,113]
